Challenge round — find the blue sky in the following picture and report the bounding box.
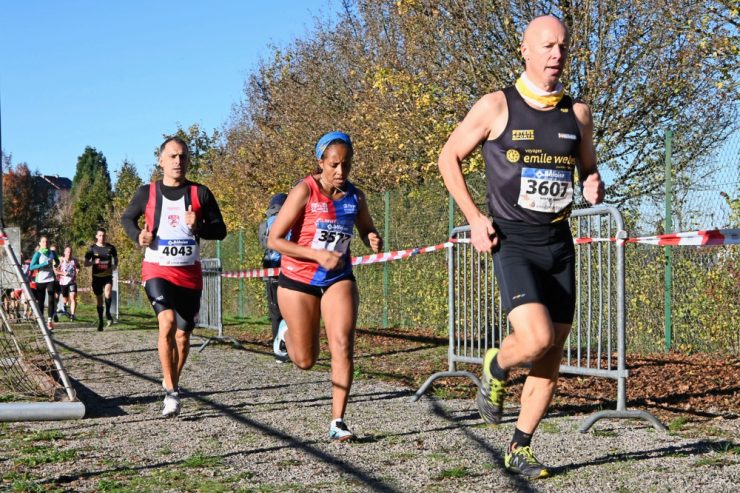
[1,0,337,183]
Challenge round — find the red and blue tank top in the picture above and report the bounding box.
[280,177,359,286]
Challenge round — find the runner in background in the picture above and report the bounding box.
[29,236,59,329]
[268,131,382,441]
[84,228,118,331]
[258,192,290,363]
[18,257,33,319]
[57,246,80,321]
[49,244,62,322]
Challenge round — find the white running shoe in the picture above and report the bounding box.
[161,392,181,418]
[329,419,355,441]
[273,320,289,363]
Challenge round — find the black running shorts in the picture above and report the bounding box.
[92,276,113,296]
[144,277,202,331]
[492,218,576,324]
[278,272,356,298]
[61,283,77,297]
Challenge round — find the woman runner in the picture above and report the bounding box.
[57,246,80,321]
[267,131,382,441]
[28,236,59,329]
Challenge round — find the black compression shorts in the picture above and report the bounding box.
[492,218,576,324]
[92,276,113,296]
[144,277,202,331]
[278,272,356,298]
[61,283,77,297]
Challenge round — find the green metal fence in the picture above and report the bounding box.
[625,130,739,353]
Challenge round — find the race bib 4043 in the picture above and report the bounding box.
[518,167,573,213]
[157,238,199,266]
[310,221,353,253]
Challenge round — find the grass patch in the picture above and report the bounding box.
[427,452,449,461]
[2,471,55,493]
[667,416,689,433]
[431,384,468,399]
[67,304,156,332]
[717,442,739,454]
[277,458,302,468]
[436,466,470,479]
[97,479,128,493]
[96,467,258,493]
[24,429,64,442]
[0,394,27,403]
[693,456,733,467]
[181,451,223,468]
[239,432,259,444]
[538,421,560,434]
[592,428,618,437]
[691,440,740,467]
[15,445,77,466]
[692,425,731,438]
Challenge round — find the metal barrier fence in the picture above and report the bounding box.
[0,232,85,420]
[412,206,664,432]
[111,270,120,322]
[195,258,240,351]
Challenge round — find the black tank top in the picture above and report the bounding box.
[483,86,581,224]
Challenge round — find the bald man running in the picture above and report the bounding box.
[439,15,605,479]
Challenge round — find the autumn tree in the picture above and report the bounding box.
[2,160,59,257]
[217,0,737,228]
[101,160,145,283]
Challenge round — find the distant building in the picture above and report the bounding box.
[38,174,72,203]
[34,174,72,220]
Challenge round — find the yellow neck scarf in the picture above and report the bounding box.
[515,72,564,108]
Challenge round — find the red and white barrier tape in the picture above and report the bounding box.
[221,228,739,279]
[222,267,281,279]
[573,228,740,247]
[352,241,454,265]
[626,228,740,246]
[8,229,736,284]
[221,241,456,279]
[454,228,740,247]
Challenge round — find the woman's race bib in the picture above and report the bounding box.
[310,221,353,253]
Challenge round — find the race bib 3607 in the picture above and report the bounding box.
[518,167,573,213]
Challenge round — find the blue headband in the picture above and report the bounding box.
[315,131,352,159]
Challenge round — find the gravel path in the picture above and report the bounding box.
[2,323,738,492]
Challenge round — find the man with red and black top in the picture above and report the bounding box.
[84,228,118,331]
[122,136,227,418]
